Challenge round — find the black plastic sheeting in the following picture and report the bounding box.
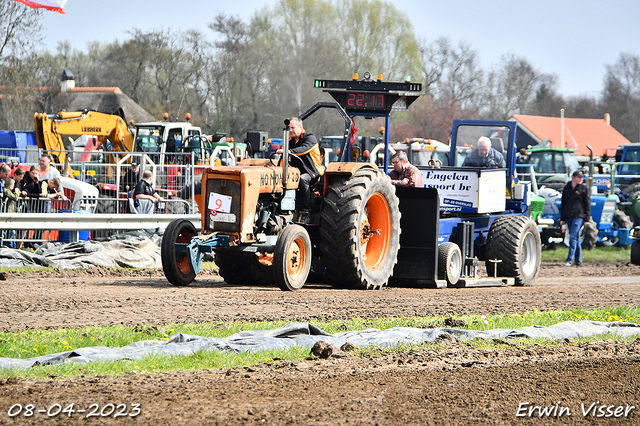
[2,321,639,370]
[0,232,162,269]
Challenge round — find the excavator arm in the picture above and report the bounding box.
[34,109,135,176]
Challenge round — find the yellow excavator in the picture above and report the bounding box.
[33,108,134,176]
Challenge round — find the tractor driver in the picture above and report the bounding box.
[462,136,506,168]
[277,117,325,216]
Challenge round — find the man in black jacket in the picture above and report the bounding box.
[278,117,325,216]
[560,171,591,266]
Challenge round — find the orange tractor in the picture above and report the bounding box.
[161,76,424,290]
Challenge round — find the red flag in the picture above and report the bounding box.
[349,117,357,146]
[12,0,67,14]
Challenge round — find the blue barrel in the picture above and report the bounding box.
[57,210,91,243]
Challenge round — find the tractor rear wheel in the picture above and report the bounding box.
[320,168,401,289]
[215,251,253,285]
[631,240,640,265]
[274,225,312,291]
[614,210,633,247]
[485,216,541,286]
[438,242,462,287]
[161,219,197,287]
[581,220,598,250]
[248,253,276,286]
[216,252,275,286]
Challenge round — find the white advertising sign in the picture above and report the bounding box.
[477,170,506,213]
[420,168,506,213]
[420,169,479,212]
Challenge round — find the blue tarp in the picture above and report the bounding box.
[0,131,37,163]
[1,321,639,370]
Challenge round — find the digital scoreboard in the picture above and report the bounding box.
[313,77,422,114]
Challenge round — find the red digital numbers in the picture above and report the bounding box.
[347,94,385,109]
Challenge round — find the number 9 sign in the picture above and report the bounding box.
[208,192,232,213]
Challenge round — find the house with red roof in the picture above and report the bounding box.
[510,114,632,158]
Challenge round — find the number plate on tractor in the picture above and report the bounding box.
[210,211,236,223]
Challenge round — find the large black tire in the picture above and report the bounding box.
[248,254,276,286]
[216,252,275,286]
[274,225,312,291]
[581,220,598,250]
[438,242,462,287]
[615,209,634,228]
[615,210,633,247]
[631,240,640,265]
[215,251,253,284]
[161,219,197,287]
[602,210,633,247]
[319,168,401,289]
[485,216,541,286]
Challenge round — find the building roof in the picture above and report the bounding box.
[59,87,155,123]
[510,114,632,157]
[0,85,156,124]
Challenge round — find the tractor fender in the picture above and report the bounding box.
[322,162,379,196]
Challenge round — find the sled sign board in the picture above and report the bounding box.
[419,168,506,214]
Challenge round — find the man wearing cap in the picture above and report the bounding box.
[121,162,141,193]
[560,171,591,266]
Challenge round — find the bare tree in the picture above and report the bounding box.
[437,41,484,111]
[481,54,541,120]
[336,0,420,81]
[529,74,565,117]
[602,52,640,141]
[0,0,43,58]
[418,37,450,97]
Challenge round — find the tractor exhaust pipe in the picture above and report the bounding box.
[282,119,290,189]
[586,143,594,194]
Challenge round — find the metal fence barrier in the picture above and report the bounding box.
[0,212,201,246]
[1,197,73,247]
[2,148,205,246]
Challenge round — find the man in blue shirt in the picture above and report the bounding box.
[462,136,506,168]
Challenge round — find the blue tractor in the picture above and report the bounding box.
[521,145,632,249]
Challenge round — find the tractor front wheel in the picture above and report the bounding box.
[161,219,197,287]
[274,225,311,291]
[438,242,462,287]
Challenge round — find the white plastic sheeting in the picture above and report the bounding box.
[1,320,639,370]
[0,233,162,269]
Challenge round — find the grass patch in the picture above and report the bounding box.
[541,245,630,264]
[1,307,639,379]
[0,266,56,274]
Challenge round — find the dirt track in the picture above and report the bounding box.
[0,263,640,424]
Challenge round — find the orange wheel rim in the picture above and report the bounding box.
[360,193,390,270]
[177,230,192,274]
[286,237,307,281]
[178,257,191,274]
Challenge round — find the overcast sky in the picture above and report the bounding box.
[38,0,639,99]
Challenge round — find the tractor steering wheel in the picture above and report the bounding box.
[270,152,282,167]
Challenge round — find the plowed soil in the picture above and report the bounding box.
[1,262,639,425]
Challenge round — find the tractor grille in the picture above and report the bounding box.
[204,178,241,233]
